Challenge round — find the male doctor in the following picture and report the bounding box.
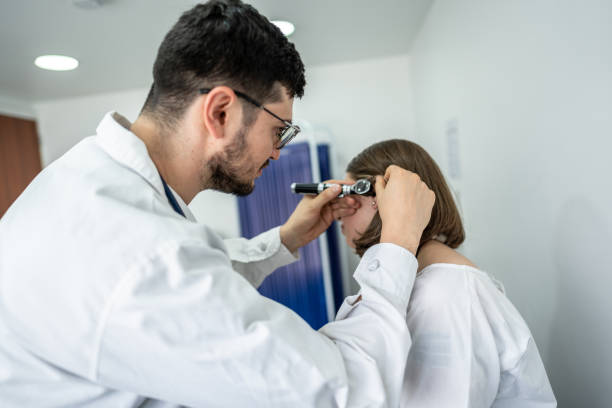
[0,1,435,406]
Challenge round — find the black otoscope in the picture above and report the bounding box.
[291,178,375,198]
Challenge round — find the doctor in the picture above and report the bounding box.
[0,1,435,407]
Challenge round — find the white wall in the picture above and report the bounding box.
[410,0,612,405]
[34,88,149,167]
[295,55,416,176]
[0,95,35,119]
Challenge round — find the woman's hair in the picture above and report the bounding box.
[346,139,465,257]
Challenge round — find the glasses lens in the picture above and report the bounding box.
[277,125,300,148]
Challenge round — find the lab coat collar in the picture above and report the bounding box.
[95,111,197,222]
[95,111,164,196]
[166,183,197,222]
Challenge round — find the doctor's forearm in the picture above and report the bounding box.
[319,243,418,407]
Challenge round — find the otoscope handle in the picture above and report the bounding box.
[291,182,357,197]
[291,183,330,195]
[291,179,376,197]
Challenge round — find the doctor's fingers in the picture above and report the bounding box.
[323,178,353,186]
[331,199,360,220]
[308,184,342,210]
[332,208,356,221]
[331,195,361,209]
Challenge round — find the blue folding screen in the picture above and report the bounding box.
[317,144,344,313]
[237,142,343,329]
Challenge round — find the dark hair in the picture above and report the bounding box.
[346,139,465,257]
[141,0,306,129]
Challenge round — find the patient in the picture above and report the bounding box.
[335,139,556,407]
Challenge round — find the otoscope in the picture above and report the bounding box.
[291,178,375,198]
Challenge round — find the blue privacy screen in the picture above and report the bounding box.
[237,142,343,329]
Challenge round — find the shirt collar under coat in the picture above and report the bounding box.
[94,111,196,222]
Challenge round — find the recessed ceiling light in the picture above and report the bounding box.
[271,20,295,37]
[72,0,104,9]
[34,55,79,71]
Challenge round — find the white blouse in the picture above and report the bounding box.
[400,263,557,407]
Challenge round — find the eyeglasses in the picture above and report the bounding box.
[199,88,300,149]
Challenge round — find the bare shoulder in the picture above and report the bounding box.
[417,240,477,273]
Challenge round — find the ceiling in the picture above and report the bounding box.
[0,0,432,103]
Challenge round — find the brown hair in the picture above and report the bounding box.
[346,139,465,257]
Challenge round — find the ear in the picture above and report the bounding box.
[202,86,239,141]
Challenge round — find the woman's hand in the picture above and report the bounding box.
[375,165,435,255]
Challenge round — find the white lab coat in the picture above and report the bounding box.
[0,112,417,407]
[400,264,556,407]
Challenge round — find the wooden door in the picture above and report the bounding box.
[0,114,42,218]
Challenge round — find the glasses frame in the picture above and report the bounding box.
[199,88,300,149]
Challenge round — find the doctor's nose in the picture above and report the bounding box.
[270,147,281,161]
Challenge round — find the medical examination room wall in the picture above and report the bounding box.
[409,0,612,406]
[0,96,34,120]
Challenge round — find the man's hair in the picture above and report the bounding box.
[346,139,465,257]
[140,0,306,129]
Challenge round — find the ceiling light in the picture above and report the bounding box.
[34,55,79,71]
[271,20,295,37]
[72,0,104,9]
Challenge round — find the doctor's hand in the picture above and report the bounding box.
[375,165,436,256]
[328,178,362,220]
[280,182,342,254]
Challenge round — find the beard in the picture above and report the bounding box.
[205,127,263,196]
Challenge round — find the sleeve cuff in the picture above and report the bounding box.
[352,243,418,314]
[224,227,299,288]
[270,226,300,265]
[225,226,296,263]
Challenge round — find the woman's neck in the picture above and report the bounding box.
[416,240,477,273]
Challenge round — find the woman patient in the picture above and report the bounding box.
[335,139,556,407]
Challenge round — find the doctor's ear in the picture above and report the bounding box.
[201,86,238,140]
